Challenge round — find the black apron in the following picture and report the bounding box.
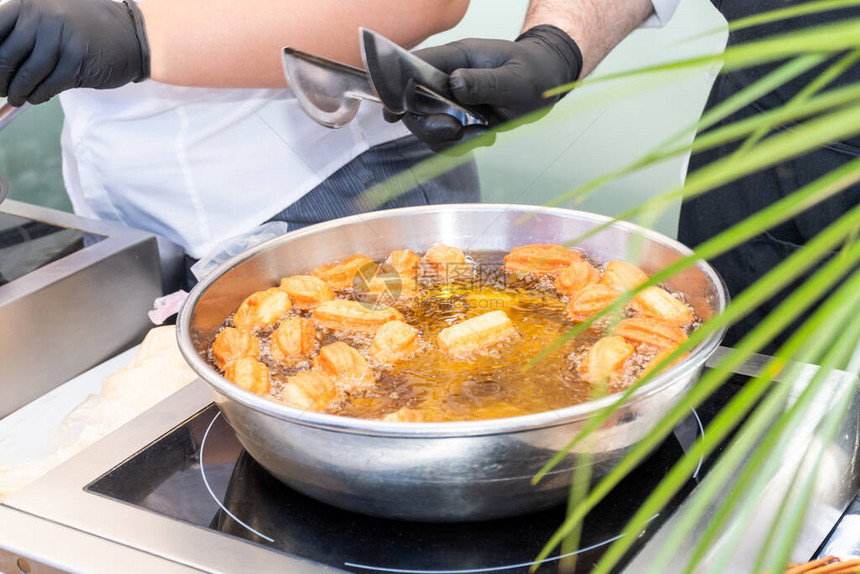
[678,0,860,351]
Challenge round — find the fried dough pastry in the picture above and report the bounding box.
[278,275,334,309]
[367,277,419,303]
[223,357,271,395]
[424,243,468,280]
[601,260,649,291]
[386,249,421,279]
[366,264,420,303]
[277,371,339,412]
[381,250,422,297]
[232,288,292,331]
[555,260,601,296]
[212,327,260,369]
[564,284,621,323]
[630,286,696,328]
[313,300,404,334]
[613,317,687,350]
[437,310,518,359]
[579,336,634,382]
[314,341,375,393]
[270,317,315,364]
[381,407,425,423]
[504,243,584,276]
[368,320,420,363]
[311,254,374,290]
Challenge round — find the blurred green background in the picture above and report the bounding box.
[0,0,725,238]
[0,99,67,211]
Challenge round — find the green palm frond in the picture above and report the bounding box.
[734,49,860,155]
[546,99,860,255]
[546,17,860,99]
[730,0,860,32]
[678,0,860,45]
[529,12,860,572]
[644,276,860,573]
[351,5,860,571]
[753,337,860,574]
[612,266,860,574]
[533,217,860,566]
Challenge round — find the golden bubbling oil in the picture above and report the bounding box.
[211,251,669,423]
[327,252,606,422]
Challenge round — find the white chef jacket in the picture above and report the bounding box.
[60,81,409,259]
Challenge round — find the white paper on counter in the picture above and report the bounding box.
[0,326,199,502]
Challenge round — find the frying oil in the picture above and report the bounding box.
[212,252,679,423]
[328,252,606,422]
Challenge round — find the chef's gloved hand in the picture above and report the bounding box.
[388,25,583,153]
[0,0,150,106]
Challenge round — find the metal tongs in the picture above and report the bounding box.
[282,28,487,129]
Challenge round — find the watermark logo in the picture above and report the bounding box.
[350,262,520,311]
[352,261,405,311]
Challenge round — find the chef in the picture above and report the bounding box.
[394,0,860,350]
[0,0,478,289]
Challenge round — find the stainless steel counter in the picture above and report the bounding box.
[0,200,161,418]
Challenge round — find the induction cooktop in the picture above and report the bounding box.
[2,352,858,574]
[81,390,719,574]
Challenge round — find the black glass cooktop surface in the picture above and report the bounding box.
[0,212,104,286]
[86,375,746,573]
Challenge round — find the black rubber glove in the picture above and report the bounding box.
[0,0,150,106]
[390,25,582,153]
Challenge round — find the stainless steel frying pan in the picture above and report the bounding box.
[177,204,728,521]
